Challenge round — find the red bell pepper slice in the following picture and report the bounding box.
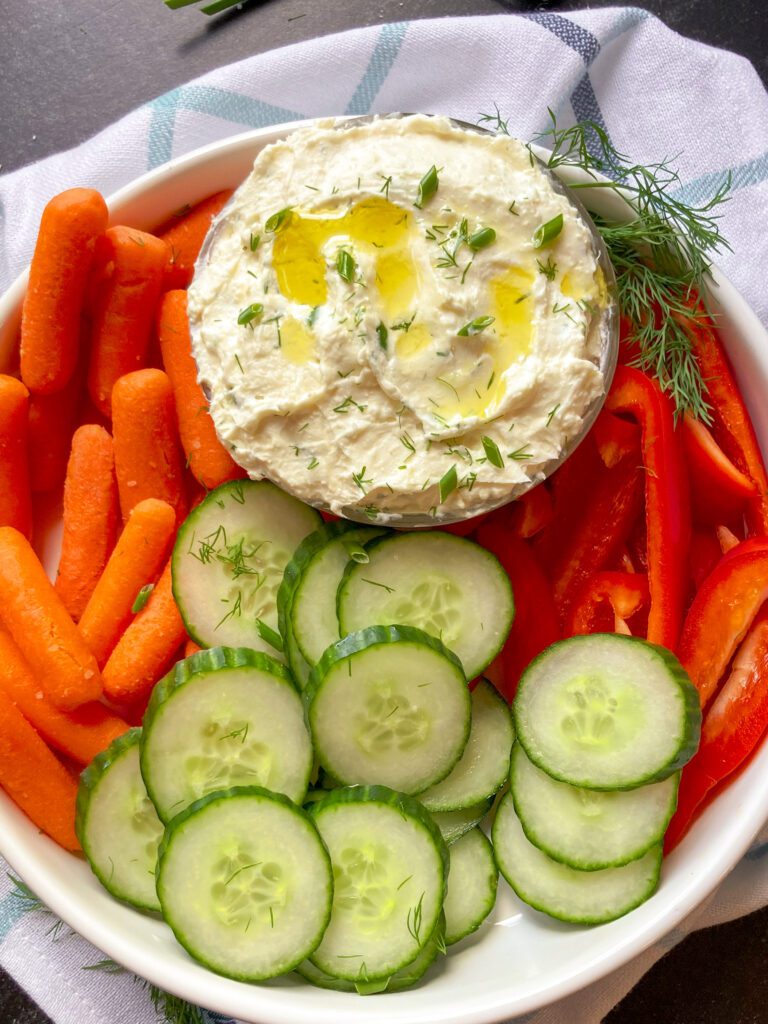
[681,412,756,525]
[685,306,768,535]
[565,571,649,637]
[679,546,768,707]
[591,409,641,469]
[474,522,559,702]
[689,527,722,590]
[506,483,553,539]
[605,366,690,652]
[666,608,768,851]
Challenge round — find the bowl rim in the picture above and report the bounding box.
[1,118,768,1024]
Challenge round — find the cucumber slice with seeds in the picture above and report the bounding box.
[492,791,662,924]
[420,679,514,812]
[510,742,679,870]
[141,648,312,822]
[337,532,513,679]
[292,526,385,665]
[514,634,701,790]
[308,786,448,983]
[157,786,332,981]
[306,626,470,794]
[76,729,163,912]
[173,479,321,656]
[444,828,498,945]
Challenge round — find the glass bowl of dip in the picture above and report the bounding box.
[191,113,618,527]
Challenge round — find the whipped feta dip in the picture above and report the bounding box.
[188,114,610,521]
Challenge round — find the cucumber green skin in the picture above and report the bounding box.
[76,728,160,913]
[428,799,492,845]
[172,479,321,649]
[156,785,333,982]
[335,531,514,678]
[491,792,663,925]
[305,625,470,792]
[509,743,680,871]
[308,785,450,982]
[140,647,309,820]
[295,913,445,993]
[513,634,702,791]
[444,828,498,946]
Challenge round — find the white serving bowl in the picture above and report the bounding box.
[1,122,767,1024]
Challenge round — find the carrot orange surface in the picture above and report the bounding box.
[112,368,188,523]
[79,497,176,666]
[0,527,102,710]
[0,375,32,538]
[102,560,186,706]
[20,188,108,395]
[56,424,120,622]
[27,355,85,493]
[87,226,169,417]
[158,190,233,289]
[157,289,243,490]
[0,629,127,766]
[0,688,80,850]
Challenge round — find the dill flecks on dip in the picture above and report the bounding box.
[188,115,610,521]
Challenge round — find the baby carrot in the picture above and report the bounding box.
[20,188,108,395]
[56,425,119,621]
[0,629,128,765]
[87,226,169,417]
[157,290,244,489]
[103,560,185,705]
[112,369,188,523]
[27,356,85,493]
[0,527,102,710]
[159,190,233,289]
[184,638,202,658]
[0,689,80,850]
[0,376,32,537]
[79,498,176,666]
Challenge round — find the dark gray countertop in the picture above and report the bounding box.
[1,1,767,1022]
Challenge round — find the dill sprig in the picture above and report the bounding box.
[479,107,731,421]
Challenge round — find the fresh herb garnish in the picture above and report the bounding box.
[379,174,392,199]
[249,232,260,251]
[439,465,458,502]
[255,618,283,652]
[508,444,533,460]
[458,315,495,336]
[376,322,388,351]
[352,466,373,494]
[467,226,496,251]
[333,396,367,414]
[414,165,439,209]
[336,249,356,283]
[131,584,154,614]
[264,207,292,233]
[536,257,558,281]
[481,435,504,468]
[237,302,263,327]
[546,403,561,427]
[532,213,563,248]
[392,312,417,333]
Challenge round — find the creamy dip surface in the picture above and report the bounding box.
[188,115,608,521]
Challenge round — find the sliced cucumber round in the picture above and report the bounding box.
[141,647,312,822]
[157,786,332,981]
[295,914,445,993]
[172,479,321,656]
[513,634,701,790]
[510,743,678,870]
[308,786,448,983]
[420,679,514,812]
[306,626,470,794]
[337,532,514,679]
[492,791,662,924]
[444,827,498,945]
[76,729,163,912]
[428,800,491,845]
[292,526,385,665]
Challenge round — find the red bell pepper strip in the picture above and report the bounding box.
[715,524,741,553]
[681,412,756,525]
[689,527,723,590]
[685,306,768,535]
[565,571,649,637]
[507,483,553,539]
[591,409,641,469]
[605,366,690,652]
[665,608,768,851]
[474,522,559,703]
[679,546,768,707]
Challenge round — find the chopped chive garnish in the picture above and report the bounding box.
[458,315,495,337]
[249,232,260,251]
[264,207,292,232]
[532,213,563,248]
[508,444,533,460]
[379,174,392,198]
[546,403,561,427]
[467,227,496,251]
[237,302,263,327]
[482,436,504,468]
[508,200,519,215]
[131,584,154,614]
[307,305,320,327]
[336,249,356,283]
[376,322,388,351]
[439,465,458,503]
[414,165,439,209]
[307,456,319,470]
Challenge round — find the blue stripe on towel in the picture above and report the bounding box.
[345,21,408,115]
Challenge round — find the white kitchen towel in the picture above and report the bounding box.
[0,8,767,1024]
